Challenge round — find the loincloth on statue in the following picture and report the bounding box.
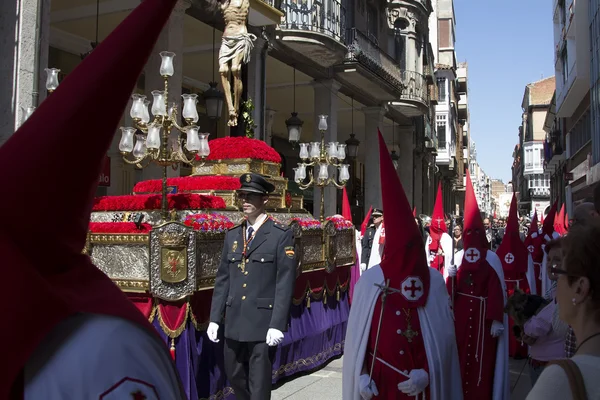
[219,33,257,66]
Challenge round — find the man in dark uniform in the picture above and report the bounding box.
[360,208,383,271]
[207,172,297,400]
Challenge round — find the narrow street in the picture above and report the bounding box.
[272,356,532,400]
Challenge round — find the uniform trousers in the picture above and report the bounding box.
[224,338,276,400]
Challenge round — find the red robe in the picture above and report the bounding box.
[447,263,504,400]
[428,239,445,275]
[366,293,429,400]
[503,267,531,358]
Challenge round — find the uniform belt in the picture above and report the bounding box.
[457,292,487,386]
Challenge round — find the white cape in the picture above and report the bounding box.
[452,249,509,400]
[355,229,363,275]
[540,231,561,296]
[367,225,384,269]
[342,266,463,400]
[425,232,453,272]
[526,254,537,295]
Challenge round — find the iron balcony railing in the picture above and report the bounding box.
[345,28,404,92]
[279,0,346,43]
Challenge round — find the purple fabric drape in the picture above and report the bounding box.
[154,291,349,399]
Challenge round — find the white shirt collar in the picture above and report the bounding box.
[247,213,268,233]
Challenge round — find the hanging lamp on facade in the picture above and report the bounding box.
[203,28,224,119]
[345,97,360,158]
[286,66,304,145]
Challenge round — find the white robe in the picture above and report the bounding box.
[25,314,184,399]
[526,254,538,296]
[540,231,561,296]
[425,232,453,273]
[452,250,509,400]
[367,225,384,270]
[355,229,363,275]
[342,266,463,400]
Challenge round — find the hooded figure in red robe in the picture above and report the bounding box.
[447,171,509,400]
[342,130,462,400]
[540,202,561,296]
[496,194,537,359]
[0,0,185,398]
[425,183,453,277]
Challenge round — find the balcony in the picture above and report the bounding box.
[457,92,467,119]
[389,71,429,117]
[276,0,347,67]
[333,28,404,101]
[529,187,551,198]
[248,0,285,26]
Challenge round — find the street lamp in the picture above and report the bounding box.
[345,133,360,158]
[203,81,224,119]
[119,51,210,220]
[293,114,349,221]
[391,150,399,169]
[286,111,304,145]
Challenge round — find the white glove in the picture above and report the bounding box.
[491,320,504,337]
[207,322,220,343]
[359,374,379,400]
[266,328,284,346]
[397,369,429,396]
[447,264,458,277]
[360,263,367,272]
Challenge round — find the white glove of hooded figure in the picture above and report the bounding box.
[491,320,504,337]
[207,322,220,343]
[397,369,429,396]
[447,264,458,277]
[359,374,379,400]
[360,263,367,272]
[266,328,284,346]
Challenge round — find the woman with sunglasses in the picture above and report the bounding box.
[527,221,600,399]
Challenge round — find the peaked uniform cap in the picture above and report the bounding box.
[0,0,180,397]
[377,130,429,308]
[496,193,528,274]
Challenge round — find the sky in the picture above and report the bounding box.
[454,0,555,183]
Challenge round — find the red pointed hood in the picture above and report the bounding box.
[524,211,539,257]
[556,204,565,235]
[496,194,529,275]
[460,171,489,271]
[0,0,179,396]
[413,206,417,218]
[361,206,373,236]
[342,187,352,222]
[542,201,558,237]
[377,130,429,308]
[540,213,545,225]
[430,182,448,237]
[565,211,569,232]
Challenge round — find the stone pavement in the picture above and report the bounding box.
[272,356,532,400]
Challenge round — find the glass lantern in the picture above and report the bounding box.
[318,115,328,131]
[146,124,162,149]
[309,142,320,159]
[286,112,304,144]
[119,127,136,153]
[132,134,147,159]
[318,163,329,181]
[299,143,309,160]
[198,133,211,157]
[339,164,350,182]
[159,51,175,77]
[336,144,347,160]
[45,68,60,92]
[186,125,201,151]
[141,100,151,124]
[130,94,146,120]
[21,106,36,124]
[182,94,199,123]
[298,163,307,180]
[151,90,167,116]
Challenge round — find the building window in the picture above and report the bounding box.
[367,5,378,40]
[436,114,447,149]
[438,19,452,48]
[437,78,447,103]
[561,46,569,84]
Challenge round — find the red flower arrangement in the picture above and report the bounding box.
[326,215,355,231]
[92,193,226,211]
[89,222,152,234]
[291,217,321,230]
[198,137,281,163]
[133,176,240,194]
[184,213,234,232]
[285,192,292,208]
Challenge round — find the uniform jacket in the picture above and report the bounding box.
[361,225,376,264]
[210,217,297,342]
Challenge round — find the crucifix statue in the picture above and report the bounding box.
[218,0,257,126]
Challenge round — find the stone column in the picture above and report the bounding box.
[0,0,50,144]
[139,0,191,182]
[362,106,386,214]
[397,125,415,206]
[246,36,269,141]
[265,108,277,146]
[312,79,341,220]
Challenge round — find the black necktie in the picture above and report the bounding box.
[247,226,254,247]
